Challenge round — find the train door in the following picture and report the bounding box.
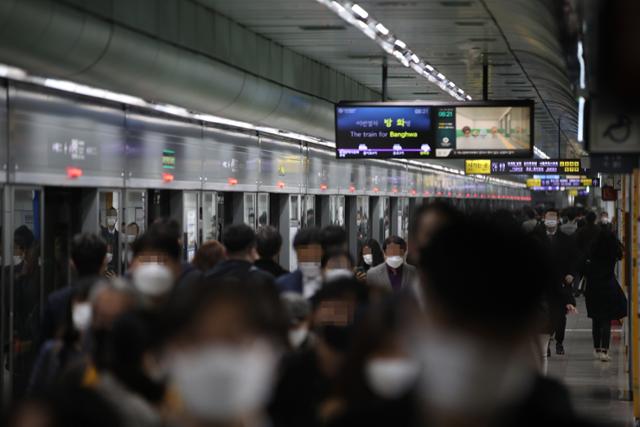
[4,186,43,401]
[371,196,391,243]
[243,193,257,229]
[146,189,200,263]
[287,194,302,271]
[97,189,123,275]
[257,193,270,229]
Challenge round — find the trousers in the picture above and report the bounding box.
[592,318,611,350]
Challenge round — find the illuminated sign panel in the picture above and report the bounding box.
[528,177,599,190]
[464,159,581,175]
[336,100,533,159]
[465,159,492,175]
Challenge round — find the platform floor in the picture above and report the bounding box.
[546,297,635,426]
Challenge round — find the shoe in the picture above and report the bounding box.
[600,351,611,362]
[593,349,601,359]
[556,344,565,355]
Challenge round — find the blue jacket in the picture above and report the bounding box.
[275,269,303,294]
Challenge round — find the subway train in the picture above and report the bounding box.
[0,79,530,293]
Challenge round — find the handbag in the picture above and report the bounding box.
[610,278,628,320]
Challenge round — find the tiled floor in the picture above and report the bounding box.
[546,297,635,427]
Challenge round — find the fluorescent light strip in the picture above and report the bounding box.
[316,0,470,101]
[577,96,585,143]
[577,41,586,90]
[533,146,550,159]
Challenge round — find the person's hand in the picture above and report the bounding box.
[104,270,117,280]
[566,304,578,314]
[564,274,574,284]
[355,270,367,282]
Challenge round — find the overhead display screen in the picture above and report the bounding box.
[465,159,582,175]
[526,177,599,189]
[336,101,533,159]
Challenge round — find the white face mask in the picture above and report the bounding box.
[601,217,609,224]
[385,255,404,269]
[13,255,23,265]
[126,235,136,243]
[170,341,277,421]
[324,268,353,282]
[544,219,558,229]
[132,263,174,297]
[72,302,92,331]
[363,254,374,265]
[299,262,321,279]
[105,253,113,264]
[288,327,309,349]
[415,330,533,416]
[365,358,420,399]
[106,216,117,228]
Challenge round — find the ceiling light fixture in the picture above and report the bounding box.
[316,0,470,101]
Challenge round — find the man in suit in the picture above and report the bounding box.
[366,235,416,293]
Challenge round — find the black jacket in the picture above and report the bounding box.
[582,227,624,319]
[254,259,289,278]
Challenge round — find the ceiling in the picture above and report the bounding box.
[194,0,579,157]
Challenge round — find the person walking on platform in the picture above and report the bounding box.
[537,209,578,356]
[255,226,289,278]
[366,236,416,294]
[582,223,625,361]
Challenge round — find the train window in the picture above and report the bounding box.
[330,195,345,226]
[289,195,300,228]
[183,192,198,262]
[397,198,410,241]
[122,190,145,273]
[244,193,257,229]
[303,195,315,227]
[202,192,218,242]
[356,196,369,242]
[98,191,121,275]
[9,188,42,399]
[257,193,269,228]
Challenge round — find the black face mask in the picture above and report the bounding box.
[316,324,353,352]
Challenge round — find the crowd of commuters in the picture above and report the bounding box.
[2,202,624,427]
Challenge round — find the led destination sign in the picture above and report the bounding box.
[465,159,582,175]
[336,101,533,159]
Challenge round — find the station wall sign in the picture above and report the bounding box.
[588,99,640,153]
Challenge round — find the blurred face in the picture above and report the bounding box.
[325,255,351,271]
[385,243,404,258]
[463,128,471,137]
[125,224,139,239]
[544,212,558,231]
[167,299,278,423]
[296,244,322,263]
[130,251,181,299]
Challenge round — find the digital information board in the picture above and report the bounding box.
[465,159,582,175]
[527,177,599,190]
[336,101,533,159]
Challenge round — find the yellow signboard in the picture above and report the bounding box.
[568,189,578,196]
[465,160,491,175]
[526,178,541,188]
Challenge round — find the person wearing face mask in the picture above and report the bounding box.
[328,296,421,427]
[39,233,108,345]
[535,208,578,356]
[94,309,167,427]
[321,249,356,283]
[100,207,120,275]
[28,281,93,393]
[163,276,288,427]
[129,229,184,304]
[355,239,384,282]
[276,227,323,297]
[366,236,416,294]
[270,277,368,427]
[417,215,596,427]
[281,292,313,351]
